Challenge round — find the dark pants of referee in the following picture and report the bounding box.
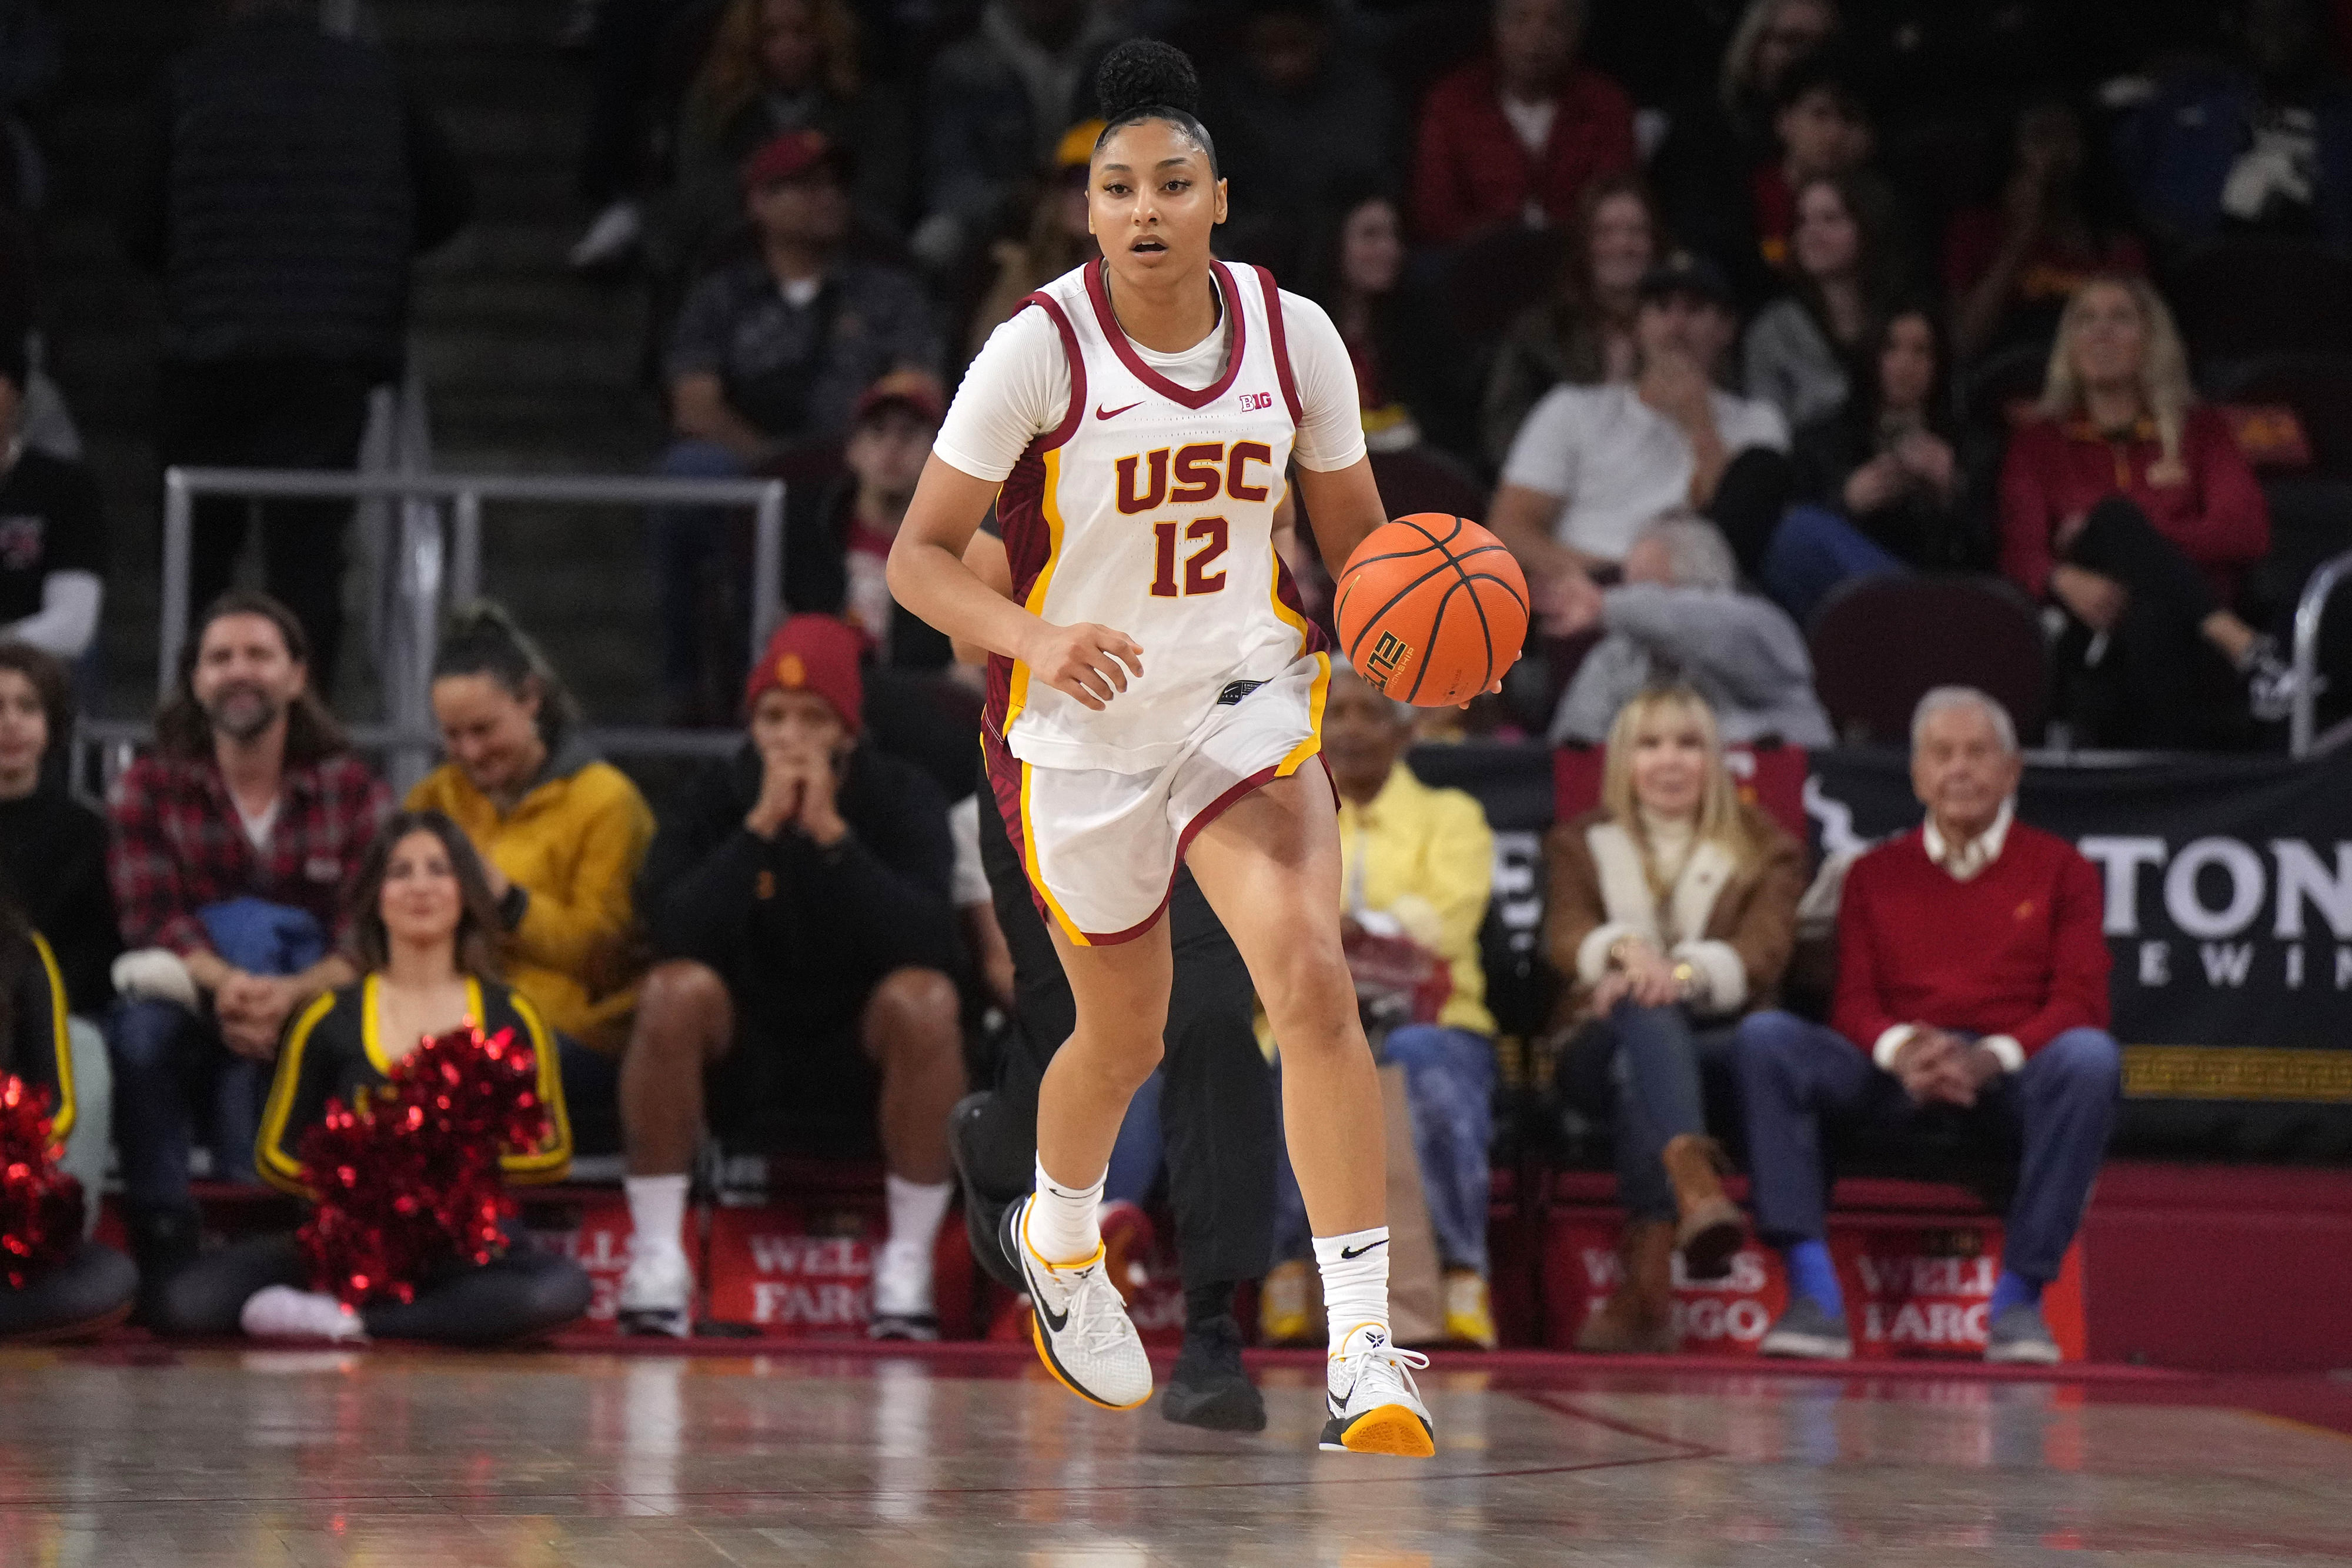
[967,779,1277,1299]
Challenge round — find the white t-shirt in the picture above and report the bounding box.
[947,794,991,910]
[934,286,1368,483]
[1499,383,1790,562]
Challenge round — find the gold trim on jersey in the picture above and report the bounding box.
[1001,447,1070,738]
[1017,758,1091,948]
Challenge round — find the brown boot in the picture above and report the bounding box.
[1662,1134,1745,1281]
[1573,1219,1676,1353]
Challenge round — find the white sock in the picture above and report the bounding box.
[872,1175,953,1316]
[1025,1156,1105,1266]
[625,1174,689,1263]
[1315,1226,1392,1356]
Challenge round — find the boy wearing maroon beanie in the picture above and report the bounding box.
[613,614,965,1339]
[1735,687,2119,1365]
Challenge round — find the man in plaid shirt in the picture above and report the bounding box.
[106,591,390,1309]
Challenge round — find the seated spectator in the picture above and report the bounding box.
[1266,668,1501,1347]
[119,0,472,692]
[654,128,940,721]
[1546,685,1803,1352]
[1746,54,1873,282]
[1200,0,1398,275]
[105,591,392,1314]
[657,0,913,277]
[1742,170,1904,429]
[1301,186,1461,456]
[1792,306,1993,579]
[0,641,116,1209]
[1481,174,1663,470]
[1946,95,2146,365]
[616,616,963,1340]
[2000,276,2285,748]
[964,119,1099,362]
[1492,253,1792,595]
[2113,0,2352,251]
[0,880,136,1340]
[409,604,654,1095]
[563,0,709,270]
[1410,0,1636,246]
[1651,0,1838,307]
[914,0,1130,270]
[1545,515,1833,745]
[0,352,102,663]
[1735,688,2118,1365]
[786,371,952,669]
[154,813,592,1343]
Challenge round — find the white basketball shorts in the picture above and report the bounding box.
[984,652,1329,945]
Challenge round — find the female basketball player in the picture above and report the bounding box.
[888,41,1434,1456]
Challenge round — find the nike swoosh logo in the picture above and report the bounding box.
[1339,1241,1387,1261]
[1094,400,1143,420]
[1036,1292,1070,1334]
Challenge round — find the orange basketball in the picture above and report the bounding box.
[1334,514,1529,707]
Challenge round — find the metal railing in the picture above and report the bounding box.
[2291,547,2352,758]
[159,467,787,787]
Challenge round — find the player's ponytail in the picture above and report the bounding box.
[1093,39,1218,176]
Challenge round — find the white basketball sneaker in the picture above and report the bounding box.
[1005,1196,1153,1410]
[616,1244,694,1338]
[1320,1322,1436,1456]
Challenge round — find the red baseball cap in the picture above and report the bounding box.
[853,369,946,428]
[744,614,863,733]
[741,129,842,190]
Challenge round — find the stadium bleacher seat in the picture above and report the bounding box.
[1808,575,2050,745]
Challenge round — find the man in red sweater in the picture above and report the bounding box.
[1735,688,2119,1365]
[1410,0,1635,246]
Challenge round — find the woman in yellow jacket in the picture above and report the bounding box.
[407,604,654,1087]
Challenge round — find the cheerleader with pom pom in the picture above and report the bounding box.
[0,884,136,1339]
[152,813,592,1342]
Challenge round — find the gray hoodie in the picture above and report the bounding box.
[1549,582,1834,747]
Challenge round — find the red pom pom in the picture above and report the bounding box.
[293,1022,552,1307]
[0,1075,81,1289]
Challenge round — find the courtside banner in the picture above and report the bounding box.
[1806,747,2352,1127]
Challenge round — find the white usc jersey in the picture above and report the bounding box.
[985,259,1329,774]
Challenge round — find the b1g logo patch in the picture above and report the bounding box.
[1238,390,1273,411]
[1365,631,1412,683]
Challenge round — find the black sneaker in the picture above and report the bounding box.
[1759,1294,1853,1360]
[1161,1313,1266,1432]
[1984,1302,2060,1365]
[127,1203,202,1329]
[948,1092,1023,1292]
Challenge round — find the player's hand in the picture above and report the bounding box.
[1022,621,1144,710]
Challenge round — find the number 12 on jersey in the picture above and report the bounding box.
[1150,516,1228,598]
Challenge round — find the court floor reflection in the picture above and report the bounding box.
[0,1346,2343,1566]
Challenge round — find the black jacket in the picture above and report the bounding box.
[0,789,119,1014]
[121,14,473,369]
[638,742,958,1029]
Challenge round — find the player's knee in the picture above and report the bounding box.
[1256,950,1359,1060]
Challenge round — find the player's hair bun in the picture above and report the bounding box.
[1096,39,1201,123]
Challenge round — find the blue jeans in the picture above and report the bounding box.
[1732,1011,2121,1282]
[1605,1001,1740,1223]
[1272,1025,1497,1273]
[1760,504,1908,627]
[107,999,266,1208]
[649,439,750,710]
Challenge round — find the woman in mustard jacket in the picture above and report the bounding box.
[408,604,653,1084]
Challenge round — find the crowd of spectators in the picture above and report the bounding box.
[0,0,2347,1355]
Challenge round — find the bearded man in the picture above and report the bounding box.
[105,590,391,1315]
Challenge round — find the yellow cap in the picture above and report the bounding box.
[1056,118,1107,168]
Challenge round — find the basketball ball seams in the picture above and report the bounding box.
[1337,513,1528,704]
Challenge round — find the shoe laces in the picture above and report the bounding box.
[1333,1340,1429,1402]
[1057,1263,1141,1357]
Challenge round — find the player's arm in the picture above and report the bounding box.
[1291,456,1388,575]
[887,457,1142,711]
[951,530,1013,665]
